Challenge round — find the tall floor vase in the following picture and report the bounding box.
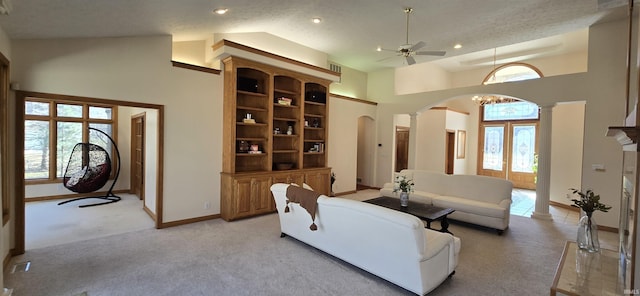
[577,211,600,252]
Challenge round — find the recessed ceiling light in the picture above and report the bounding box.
[376,46,382,52]
[312,17,322,24]
[454,44,462,49]
[214,8,228,15]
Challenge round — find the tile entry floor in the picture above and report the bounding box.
[510,189,580,224]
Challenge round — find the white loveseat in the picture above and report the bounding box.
[271,183,461,295]
[380,170,513,234]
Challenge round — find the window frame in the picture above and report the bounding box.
[24,97,118,185]
[0,51,9,225]
[481,101,541,122]
[481,62,544,84]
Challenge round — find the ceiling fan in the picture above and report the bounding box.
[377,7,446,65]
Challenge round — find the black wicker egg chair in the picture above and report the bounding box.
[58,127,121,208]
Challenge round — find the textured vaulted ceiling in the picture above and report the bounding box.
[0,0,630,72]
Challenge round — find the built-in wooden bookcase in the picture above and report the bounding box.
[234,68,270,173]
[221,56,332,221]
[272,75,301,170]
[303,82,328,169]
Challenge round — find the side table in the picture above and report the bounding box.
[550,240,621,295]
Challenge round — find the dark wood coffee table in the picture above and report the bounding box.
[364,196,455,234]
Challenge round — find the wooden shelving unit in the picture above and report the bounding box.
[221,56,332,221]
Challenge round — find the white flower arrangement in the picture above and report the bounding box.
[392,175,414,193]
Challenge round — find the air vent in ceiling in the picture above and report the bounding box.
[329,63,342,83]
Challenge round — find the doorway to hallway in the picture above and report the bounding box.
[395,126,409,172]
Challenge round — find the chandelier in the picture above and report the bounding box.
[472,48,515,106]
[472,95,515,105]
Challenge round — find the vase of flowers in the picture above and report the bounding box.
[393,175,414,207]
[570,188,612,252]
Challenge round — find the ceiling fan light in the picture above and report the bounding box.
[312,17,322,24]
[376,46,382,52]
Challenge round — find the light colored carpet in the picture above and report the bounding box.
[6,198,618,296]
[26,194,155,250]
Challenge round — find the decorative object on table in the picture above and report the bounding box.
[304,120,309,127]
[287,125,293,135]
[307,143,324,153]
[248,144,262,154]
[243,113,255,124]
[312,118,320,127]
[570,188,612,252]
[238,140,249,153]
[274,127,280,134]
[393,175,414,207]
[277,97,292,106]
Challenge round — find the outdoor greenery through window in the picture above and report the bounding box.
[24,98,116,182]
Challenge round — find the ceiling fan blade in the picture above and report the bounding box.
[415,50,447,56]
[410,41,426,51]
[405,56,416,65]
[377,47,398,53]
[377,55,397,63]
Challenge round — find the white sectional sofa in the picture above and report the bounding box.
[380,170,513,234]
[271,183,461,295]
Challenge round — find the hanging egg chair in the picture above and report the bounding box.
[59,127,121,207]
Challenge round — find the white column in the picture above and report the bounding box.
[407,113,418,169]
[531,105,554,220]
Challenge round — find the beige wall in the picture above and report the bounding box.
[413,109,470,174]
[441,99,480,174]
[356,116,376,187]
[415,110,446,171]
[12,36,224,223]
[172,40,208,67]
[550,102,585,205]
[329,65,368,99]
[213,32,328,69]
[580,20,626,228]
[395,62,453,95]
[450,51,588,89]
[327,96,377,194]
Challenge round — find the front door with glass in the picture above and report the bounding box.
[478,101,539,189]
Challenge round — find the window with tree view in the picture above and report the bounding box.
[24,98,116,182]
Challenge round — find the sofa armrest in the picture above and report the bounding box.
[421,230,454,261]
[380,183,396,198]
[498,199,511,209]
